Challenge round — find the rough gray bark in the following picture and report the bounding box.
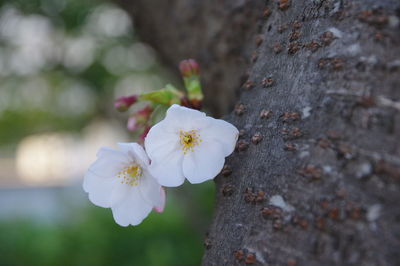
[118,0,400,265]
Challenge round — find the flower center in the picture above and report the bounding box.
[179,130,202,154]
[117,164,142,186]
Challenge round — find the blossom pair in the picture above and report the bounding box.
[83,104,239,226]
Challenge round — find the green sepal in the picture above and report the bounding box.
[140,84,183,105]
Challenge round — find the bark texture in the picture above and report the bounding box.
[118,0,400,265]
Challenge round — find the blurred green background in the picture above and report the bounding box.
[0,0,214,265]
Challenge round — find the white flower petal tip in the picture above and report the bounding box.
[83,143,163,226]
[153,187,166,213]
[145,104,239,187]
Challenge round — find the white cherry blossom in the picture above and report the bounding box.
[145,104,238,187]
[83,143,165,226]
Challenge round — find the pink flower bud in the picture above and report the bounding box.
[127,106,153,132]
[127,116,139,131]
[137,105,153,117]
[179,59,200,77]
[114,95,138,112]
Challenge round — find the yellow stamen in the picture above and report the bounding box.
[117,164,142,186]
[179,130,202,154]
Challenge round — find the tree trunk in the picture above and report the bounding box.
[117,0,400,265]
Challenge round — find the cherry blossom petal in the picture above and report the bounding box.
[164,104,206,130]
[149,150,185,187]
[153,187,166,213]
[83,171,119,208]
[90,147,129,178]
[139,171,163,207]
[200,117,239,156]
[110,182,131,206]
[131,143,151,165]
[145,123,185,187]
[182,140,225,184]
[118,142,150,166]
[111,189,153,226]
[144,122,179,155]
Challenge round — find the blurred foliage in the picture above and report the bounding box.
[0,0,172,147]
[0,109,91,146]
[0,0,104,30]
[0,183,215,266]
